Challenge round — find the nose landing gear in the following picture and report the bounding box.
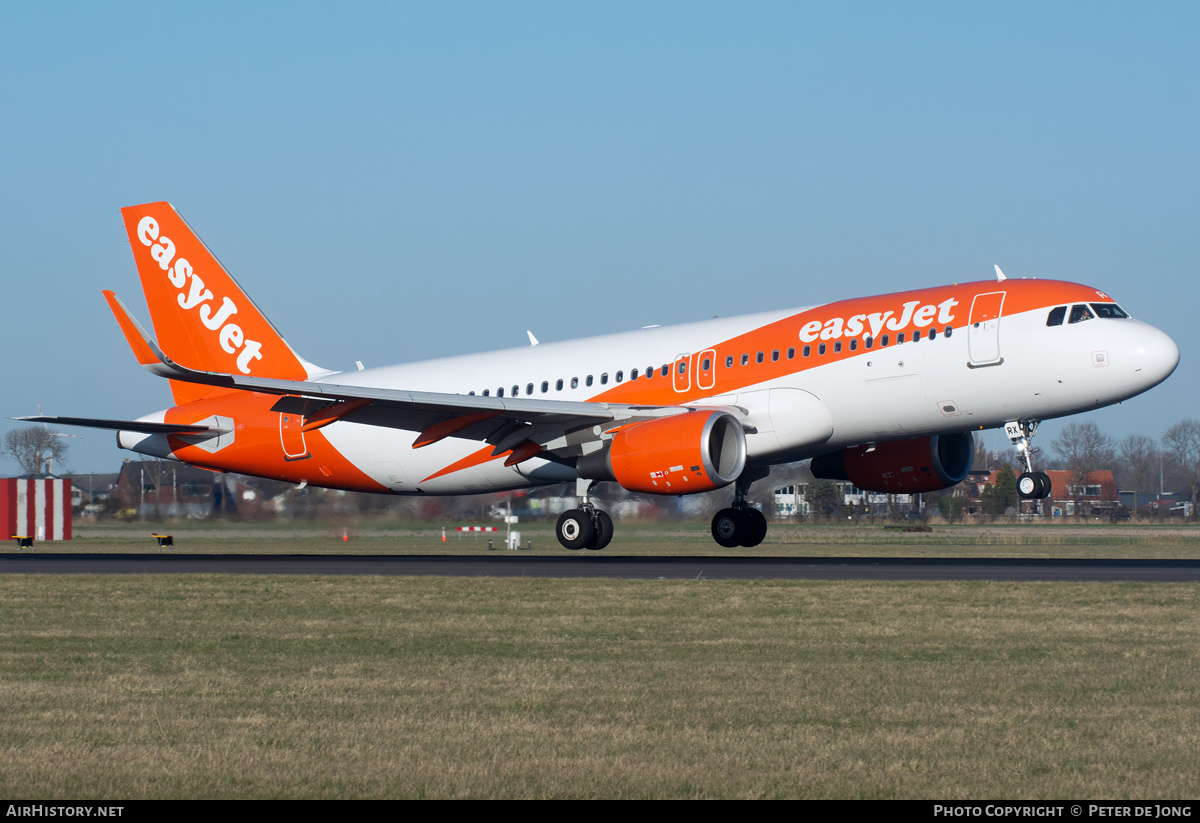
[1005,420,1052,500]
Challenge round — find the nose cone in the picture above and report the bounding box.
[1130,322,1180,391]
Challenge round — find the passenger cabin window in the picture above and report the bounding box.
[881,335,889,347]
[630,368,639,380]
[482,389,489,396]
[896,333,904,344]
[945,326,953,337]
[1046,306,1067,326]
[756,352,764,364]
[834,341,842,353]
[526,383,534,395]
[662,364,670,377]
[586,375,594,387]
[865,336,874,349]
[787,347,795,359]
[1069,304,1094,324]
[772,349,779,362]
[849,339,858,351]
[1091,303,1129,319]
[571,377,579,389]
[600,374,608,385]
[616,371,623,383]
[913,330,921,342]
[541,381,549,393]
[803,345,811,357]
[818,343,826,355]
[701,358,711,371]
[497,387,504,397]
[741,354,749,366]
[513,385,519,396]
[725,356,734,368]
[556,379,563,391]
[929,329,937,340]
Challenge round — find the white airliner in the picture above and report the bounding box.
[23,202,1179,549]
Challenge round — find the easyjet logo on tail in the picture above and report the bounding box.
[135,215,263,374]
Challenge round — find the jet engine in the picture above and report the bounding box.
[810,432,974,494]
[577,410,747,494]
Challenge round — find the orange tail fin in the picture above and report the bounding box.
[120,202,324,387]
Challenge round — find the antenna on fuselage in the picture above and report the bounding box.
[994,265,1007,281]
[527,331,540,347]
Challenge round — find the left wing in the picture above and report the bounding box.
[103,290,709,463]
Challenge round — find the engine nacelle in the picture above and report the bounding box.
[810,432,974,494]
[577,410,747,495]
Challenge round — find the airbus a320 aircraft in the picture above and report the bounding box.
[23,202,1179,550]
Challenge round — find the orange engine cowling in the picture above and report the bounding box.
[810,432,974,494]
[577,410,747,495]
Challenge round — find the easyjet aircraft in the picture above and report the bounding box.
[24,202,1179,549]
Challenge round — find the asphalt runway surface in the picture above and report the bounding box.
[2,553,1200,581]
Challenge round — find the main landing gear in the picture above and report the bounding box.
[556,480,614,551]
[711,466,770,548]
[1005,420,1053,500]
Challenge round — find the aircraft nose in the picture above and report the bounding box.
[1130,323,1179,388]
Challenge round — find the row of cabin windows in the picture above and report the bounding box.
[468,326,957,397]
[470,359,700,397]
[723,326,954,367]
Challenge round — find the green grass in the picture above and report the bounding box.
[1,576,1198,798]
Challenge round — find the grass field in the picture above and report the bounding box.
[2,522,1198,798]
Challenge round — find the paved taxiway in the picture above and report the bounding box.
[2,554,1199,581]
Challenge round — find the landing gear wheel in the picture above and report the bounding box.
[1034,471,1052,499]
[1018,472,1042,500]
[740,508,768,548]
[557,509,595,551]
[588,510,614,551]
[712,508,744,548]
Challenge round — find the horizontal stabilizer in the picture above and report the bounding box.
[13,416,232,436]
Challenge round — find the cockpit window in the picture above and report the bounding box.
[1069,304,1094,324]
[1046,306,1066,326]
[1090,303,1129,319]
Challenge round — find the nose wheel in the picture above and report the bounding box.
[1006,420,1053,500]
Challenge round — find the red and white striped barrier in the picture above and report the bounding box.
[456,526,499,532]
[1,478,72,541]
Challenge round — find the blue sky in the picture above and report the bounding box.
[2,2,1196,473]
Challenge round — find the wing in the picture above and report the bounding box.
[102,291,710,464]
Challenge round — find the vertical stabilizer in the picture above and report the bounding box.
[120,202,325,387]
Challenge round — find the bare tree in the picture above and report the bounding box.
[1162,420,1200,516]
[1052,421,1113,510]
[3,427,71,476]
[1117,434,1158,513]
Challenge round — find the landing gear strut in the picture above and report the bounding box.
[711,466,770,548]
[1005,420,1052,500]
[556,479,614,551]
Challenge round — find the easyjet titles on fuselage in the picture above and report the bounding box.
[796,296,960,343]
[134,215,264,374]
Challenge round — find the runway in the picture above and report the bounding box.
[2,553,1200,581]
